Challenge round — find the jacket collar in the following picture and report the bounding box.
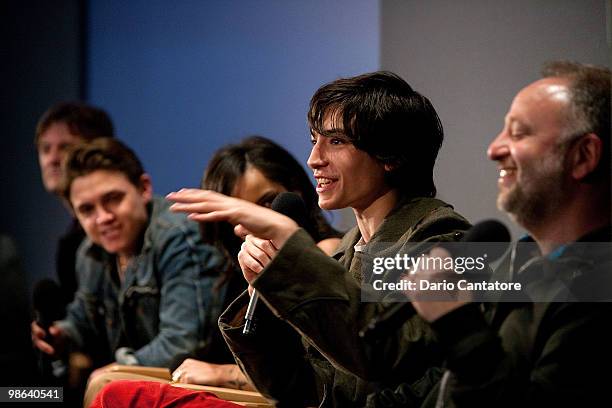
[331,196,452,260]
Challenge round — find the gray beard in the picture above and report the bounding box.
[497,160,568,229]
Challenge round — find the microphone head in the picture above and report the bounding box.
[460,219,511,262]
[270,192,308,228]
[462,219,511,243]
[32,279,65,329]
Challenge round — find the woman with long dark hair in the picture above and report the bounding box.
[172,135,341,388]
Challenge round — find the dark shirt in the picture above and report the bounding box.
[56,218,85,306]
[0,234,37,384]
[425,226,612,407]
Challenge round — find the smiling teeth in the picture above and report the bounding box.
[499,169,515,177]
[318,178,333,185]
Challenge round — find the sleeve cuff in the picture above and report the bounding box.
[252,229,349,318]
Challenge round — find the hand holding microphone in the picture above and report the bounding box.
[360,220,511,339]
[31,279,68,357]
[238,192,308,334]
[168,189,307,333]
[238,235,278,295]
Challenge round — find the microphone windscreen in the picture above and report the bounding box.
[458,219,511,262]
[270,192,308,229]
[461,219,511,244]
[360,220,512,341]
[32,279,65,329]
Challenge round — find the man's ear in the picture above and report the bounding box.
[139,173,154,202]
[568,133,602,181]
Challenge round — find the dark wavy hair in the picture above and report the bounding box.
[60,137,144,201]
[35,101,115,145]
[308,71,443,197]
[200,136,341,274]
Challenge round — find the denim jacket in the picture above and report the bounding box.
[59,196,226,368]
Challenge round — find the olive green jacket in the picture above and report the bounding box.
[220,197,470,407]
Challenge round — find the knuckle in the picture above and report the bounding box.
[248,259,262,272]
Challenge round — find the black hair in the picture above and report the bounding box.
[201,136,341,272]
[308,71,443,197]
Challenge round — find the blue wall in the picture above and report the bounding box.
[87,0,380,204]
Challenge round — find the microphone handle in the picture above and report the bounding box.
[241,192,307,335]
[243,289,259,335]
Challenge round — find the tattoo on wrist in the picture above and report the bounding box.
[227,366,248,390]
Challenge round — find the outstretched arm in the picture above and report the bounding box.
[167,189,299,248]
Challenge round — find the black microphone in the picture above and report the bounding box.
[33,279,65,331]
[443,219,511,260]
[243,192,308,335]
[32,278,67,378]
[359,219,511,341]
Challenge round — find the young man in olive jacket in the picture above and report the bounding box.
[168,71,471,406]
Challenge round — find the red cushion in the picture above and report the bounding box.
[90,380,242,408]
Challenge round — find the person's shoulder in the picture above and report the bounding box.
[149,196,196,231]
[425,200,471,229]
[146,196,225,265]
[398,197,471,242]
[142,196,201,251]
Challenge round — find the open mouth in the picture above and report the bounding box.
[315,177,337,193]
[498,168,517,187]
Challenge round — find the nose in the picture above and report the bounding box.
[487,130,510,162]
[307,140,327,170]
[44,146,63,167]
[95,206,115,225]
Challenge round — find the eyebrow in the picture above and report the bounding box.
[312,128,346,138]
[507,116,531,128]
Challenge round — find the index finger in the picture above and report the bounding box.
[166,188,213,204]
[33,337,55,355]
[31,321,46,338]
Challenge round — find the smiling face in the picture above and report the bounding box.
[37,122,82,194]
[487,77,573,226]
[70,170,152,258]
[307,113,390,212]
